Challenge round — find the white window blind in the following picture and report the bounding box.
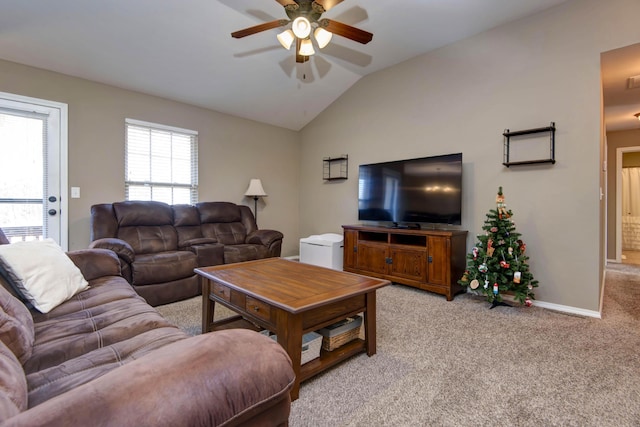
[125,119,198,205]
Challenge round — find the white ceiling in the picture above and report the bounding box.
[0,0,610,132]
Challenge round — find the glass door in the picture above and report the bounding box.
[0,93,68,248]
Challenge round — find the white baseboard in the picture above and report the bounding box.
[532,300,601,319]
[500,293,601,319]
[282,255,300,261]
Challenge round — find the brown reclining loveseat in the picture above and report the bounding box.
[0,228,294,426]
[90,201,284,306]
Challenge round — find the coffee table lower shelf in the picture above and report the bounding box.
[300,338,365,382]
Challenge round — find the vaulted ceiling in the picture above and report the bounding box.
[0,0,599,131]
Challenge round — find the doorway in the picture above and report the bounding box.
[617,148,640,265]
[0,92,68,249]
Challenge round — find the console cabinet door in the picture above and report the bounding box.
[343,229,358,269]
[356,242,389,275]
[390,246,427,281]
[427,236,450,285]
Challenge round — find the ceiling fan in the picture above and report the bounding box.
[231,0,373,63]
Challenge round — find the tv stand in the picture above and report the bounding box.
[342,225,468,301]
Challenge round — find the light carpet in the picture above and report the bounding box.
[156,264,640,426]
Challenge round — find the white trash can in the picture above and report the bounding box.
[299,233,344,270]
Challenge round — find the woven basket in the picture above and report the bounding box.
[322,326,360,351]
[318,315,363,351]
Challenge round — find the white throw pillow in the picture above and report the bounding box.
[0,239,89,313]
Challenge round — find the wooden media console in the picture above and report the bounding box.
[342,225,468,301]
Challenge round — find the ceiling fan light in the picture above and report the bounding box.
[298,38,315,56]
[292,17,311,38]
[277,29,295,50]
[314,27,332,49]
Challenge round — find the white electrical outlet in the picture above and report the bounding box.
[71,187,80,198]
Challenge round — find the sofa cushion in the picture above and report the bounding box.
[201,223,247,245]
[0,340,27,422]
[113,201,173,227]
[23,276,190,407]
[197,201,242,223]
[117,225,179,254]
[223,244,269,264]
[0,284,34,364]
[132,251,198,286]
[0,239,89,313]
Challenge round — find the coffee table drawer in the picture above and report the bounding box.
[246,296,271,321]
[212,282,231,302]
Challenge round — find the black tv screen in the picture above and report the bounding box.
[358,153,462,225]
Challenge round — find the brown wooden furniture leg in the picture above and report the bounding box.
[364,291,377,356]
[201,277,213,333]
[276,311,303,400]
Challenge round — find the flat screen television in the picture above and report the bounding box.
[358,153,462,226]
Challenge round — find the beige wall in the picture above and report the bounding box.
[606,129,640,260]
[0,59,301,256]
[299,0,640,312]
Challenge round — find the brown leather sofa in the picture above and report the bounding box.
[0,236,294,426]
[90,201,284,306]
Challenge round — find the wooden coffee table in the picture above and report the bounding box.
[196,258,389,400]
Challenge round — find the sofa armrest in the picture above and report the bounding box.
[66,249,121,281]
[4,330,294,427]
[178,237,218,249]
[246,229,284,247]
[89,237,135,264]
[188,243,224,267]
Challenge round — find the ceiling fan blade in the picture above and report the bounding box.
[314,0,344,11]
[319,19,373,44]
[295,38,309,63]
[231,20,288,39]
[275,0,297,6]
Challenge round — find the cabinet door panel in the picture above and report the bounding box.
[343,229,357,269]
[356,243,389,274]
[390,247,426,281]
[427,236,450,285]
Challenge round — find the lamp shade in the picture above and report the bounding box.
[314,27,332,49]
[292,17,311,38]
[298,38,315,56]
[245,179,267,197]
[277,29,295,50]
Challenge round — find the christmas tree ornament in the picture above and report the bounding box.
[486,239,495,257]
[525,298,533,307]
[457,186,538,308]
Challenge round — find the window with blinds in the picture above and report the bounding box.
[125,119,198,205]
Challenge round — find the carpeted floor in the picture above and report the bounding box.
[157,264,640,426]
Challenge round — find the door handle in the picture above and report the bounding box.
[48,209,57,216]
[48,196,57,202]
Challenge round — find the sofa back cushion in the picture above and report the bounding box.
[0,340,28,422]
[0,280,35,364]
[197,202,247,245]
[113,201,178,253]
[173,204,204,248]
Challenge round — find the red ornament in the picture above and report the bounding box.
[500,260,510,268]
[525,298,533,307]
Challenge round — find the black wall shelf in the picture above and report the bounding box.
[323,155,348,180]
[503,122,556,167]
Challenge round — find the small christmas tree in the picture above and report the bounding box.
[458,187,538,308]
